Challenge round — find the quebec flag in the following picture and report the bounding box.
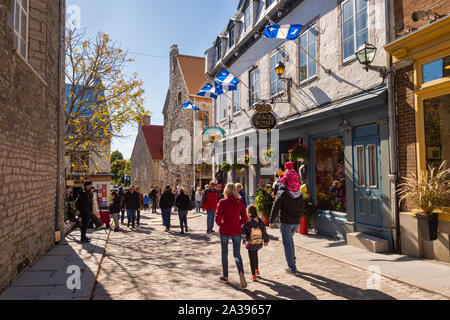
[214,80,237,93]
[197,82,221,99]
[263,24,303,40]
[180,102,200,111]
[214,68,240,86]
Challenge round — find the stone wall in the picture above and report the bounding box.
[0,0,65,292]
[162,46,194,192]
[130,127,153,193]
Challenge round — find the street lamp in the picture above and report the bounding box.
[355,42,377,72]
[275,61,286,77]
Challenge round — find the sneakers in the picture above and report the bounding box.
[185,226,188,233]
[219,276,229,283]
[251,275,257,281]
[164,228,170,232]
[180,230,185,234]
[285,268,300,275]
[113,227,120,232]
[80,238,91,243]
[239,272,247,289]
[255,269,260,277]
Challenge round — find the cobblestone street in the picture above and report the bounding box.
[92,210,447,300]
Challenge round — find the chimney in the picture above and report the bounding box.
[142,115,151,126]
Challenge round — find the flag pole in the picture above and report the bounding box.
[295,41,331,74]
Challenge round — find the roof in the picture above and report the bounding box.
[142,125,164,160]
[177,55,207,96]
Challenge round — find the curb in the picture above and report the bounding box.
[290,236,450,299]
[89,229,111,300]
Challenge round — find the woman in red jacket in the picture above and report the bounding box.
[215,183,249,288]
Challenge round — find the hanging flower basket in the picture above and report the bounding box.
[220,161,231,173]
[254,186,274,224]
[260,148,274,167]
[237,152,257,167]
[288,143,309,162]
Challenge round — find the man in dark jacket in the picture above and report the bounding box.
[269,163,304,275]
[123,185,140,229]
[159,185,175,232]
[149,186,159,213]
[119,187,125,224]
[76,181,93,243]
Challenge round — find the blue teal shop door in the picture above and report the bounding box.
[353,126,383,227]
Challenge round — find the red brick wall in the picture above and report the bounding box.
[394,0,450,36]
[395,64,417,209]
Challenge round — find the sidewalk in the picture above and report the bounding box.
[0,227,110,300]
[266,228,450,298]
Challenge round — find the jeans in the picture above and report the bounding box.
[280,223,299,272]
[220,234,244,277]
[161,208,172,229]
[195,201,202,213]
[178,210,188,230]
[80,213,89,240]
[136,209,141,225]
[112,212,120,228]
[248,250,259,276]
[152,199,157,213]
[127,209,136,227]
[206,210,216,232]
[121,209,125,223]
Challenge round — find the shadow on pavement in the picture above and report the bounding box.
[297,272,396,300]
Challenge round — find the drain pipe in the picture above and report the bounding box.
[55,0,66,243]
[385,0,400,253]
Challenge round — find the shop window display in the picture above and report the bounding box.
[314,136,346,212]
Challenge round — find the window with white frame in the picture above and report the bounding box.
[13,0,29,60]
[244,3,253,31]
[342,0,369,61]
[299,25,317,82]
[266,0,275,8]
[249,67,259,107]
[221,94,227,120]
[229,25,235,48]
[270,50,283,95]
[233,84,240,113]
[216,40,222,62]
[257,0,264,20]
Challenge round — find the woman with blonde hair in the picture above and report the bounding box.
[215,183,248,288]
[235,183,247,208]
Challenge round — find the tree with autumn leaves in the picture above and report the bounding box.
[65,27,148,174]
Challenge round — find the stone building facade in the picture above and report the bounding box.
[205,0,394,247]
[162,45,213,192]
[385,1,450,262]
[130,115,164,194]
[0,0,65,292]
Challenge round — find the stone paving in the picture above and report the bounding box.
[92,210,447,300]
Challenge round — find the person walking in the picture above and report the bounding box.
[119,187,126,224]
[143,194,150,211]
[75,181,93,243]
[242,205,269,281]
[149,186,159,213]
[110,191,123,232]
[136,187,144,227]
[175,187,190,234]
[269,162,304,275]
[159,186,175,232]
[123,185,140,229]
[91,187,103,229]
[195,187,203,213]
[202,181,221,233]
[236,183,247,208]
[215,183,248,288]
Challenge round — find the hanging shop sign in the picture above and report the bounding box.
[251,104,278,131]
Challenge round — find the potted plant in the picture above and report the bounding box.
[398,161,450,241]
[254,186,274,226]
[288,143,309,163]
[298,192,315,234]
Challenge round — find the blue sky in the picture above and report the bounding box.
[67,0,238,159]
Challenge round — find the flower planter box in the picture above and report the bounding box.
[416,212,439,241]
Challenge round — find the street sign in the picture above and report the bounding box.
[251,104,278,131]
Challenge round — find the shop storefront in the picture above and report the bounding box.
[385,16,450,262]
[215,86,394,249]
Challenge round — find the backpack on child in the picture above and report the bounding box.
[250,226,263,246]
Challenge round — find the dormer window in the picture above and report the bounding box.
[229,25,235,48]
[244,3,253,31]
[216,40,222,62]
